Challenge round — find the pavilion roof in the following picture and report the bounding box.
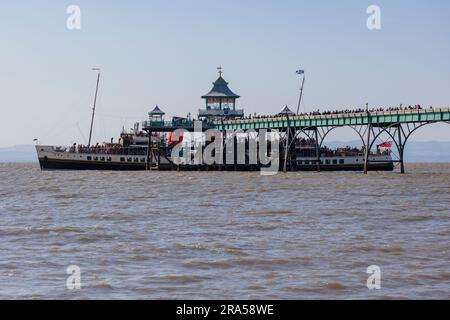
[278,105,296,116]
[149,105,165,115]
[201,76,240,99]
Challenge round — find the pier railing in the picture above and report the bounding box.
[216,108,450,130]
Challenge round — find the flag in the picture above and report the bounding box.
[378,142,392,148]
[296,69,304,75]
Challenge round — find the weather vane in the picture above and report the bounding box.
[217,66,223,76]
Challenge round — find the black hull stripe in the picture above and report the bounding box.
[39,159,394,172]
[40,159,146,171]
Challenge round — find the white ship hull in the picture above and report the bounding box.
[36,145,167,171]
[295,154,394,171]
[36,145,394,171]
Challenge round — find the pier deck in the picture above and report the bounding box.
[216,108,450,131]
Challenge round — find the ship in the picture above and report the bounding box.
[36,69,394,172]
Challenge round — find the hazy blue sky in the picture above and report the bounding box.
[1,0,450,147]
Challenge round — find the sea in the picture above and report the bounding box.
[0,163,449,299]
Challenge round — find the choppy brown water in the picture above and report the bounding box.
[0,163,449,299]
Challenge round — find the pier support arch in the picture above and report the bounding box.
[364,121,450,174]
[283,124,370,173]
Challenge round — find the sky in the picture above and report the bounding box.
[1,0,450,147]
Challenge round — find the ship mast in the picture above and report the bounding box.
[88,68,101,147]
[296,70,305,115]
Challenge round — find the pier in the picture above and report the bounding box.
[142,107,450,173]
[216,108,450,173]
[141,69,450,174]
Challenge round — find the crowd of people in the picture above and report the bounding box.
[321,146,363,157]
[293,138,391,157]
[308,104,427,116]
[241,104,431,120]
[69,143,146,155]
[63,104,429,155]
[295,138,317,148]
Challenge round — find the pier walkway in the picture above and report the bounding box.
[216,108,450,174]
[216,108,450,130]
[142,108,450,174]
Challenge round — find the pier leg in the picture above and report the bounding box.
[314,127,321,172]
[150,149,153,171]
[363,124,371,174]
[157,143,161,170]
[149,140,155,171]
[283,128,290,173]
[400,152,405,174]
[397,126,405,174]
[234,135,237,171]
[146,130,151,171]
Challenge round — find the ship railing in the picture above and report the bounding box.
[65,147,148,156]
[320,152,360,157]
[318,151,389,157]
[142,119,216,130]
[142,120,173,128]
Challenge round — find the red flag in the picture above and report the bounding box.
[378,142,392,148]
